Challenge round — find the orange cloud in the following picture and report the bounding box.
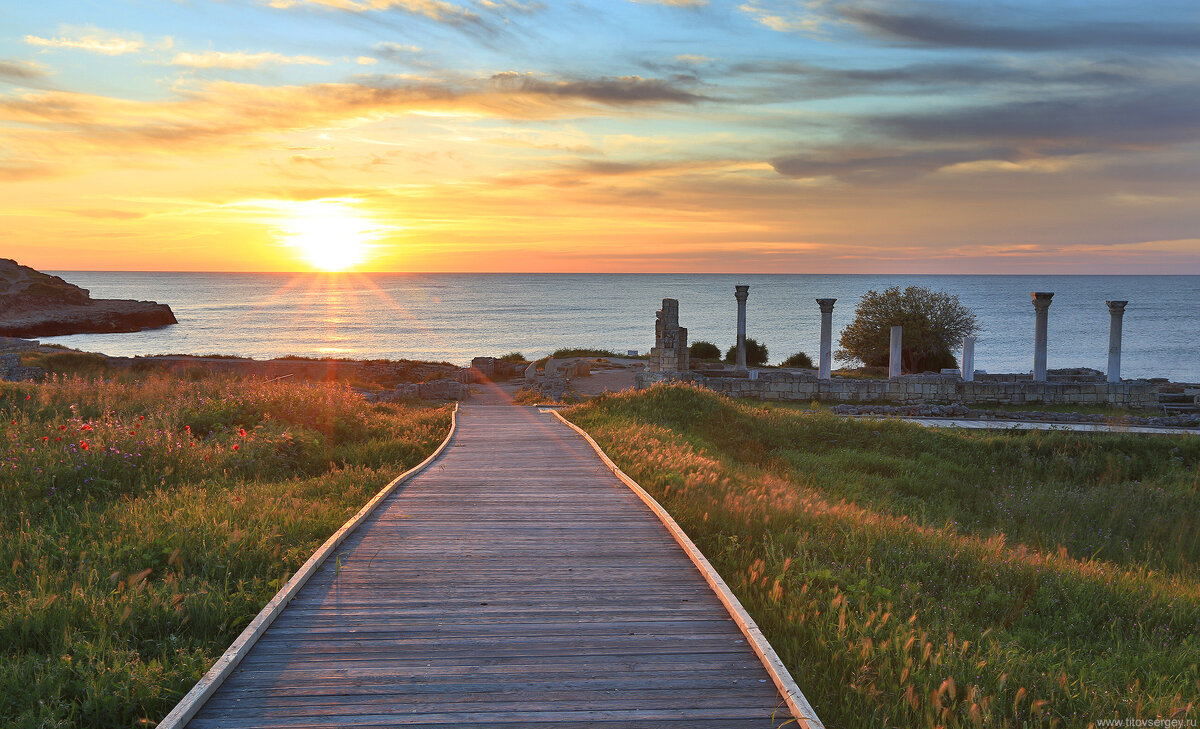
[171,51,330,69]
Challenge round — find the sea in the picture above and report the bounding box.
[39,273,1200,382]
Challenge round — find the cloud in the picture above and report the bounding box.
[630,0,708,7]
[67,208,146,220]
[874,85,1200,149]
[171,51,331,69]
[770,146,1017,181]
[836,2,1200,51]
[0,60,49,82]
[357,56,379,65]
[265,0,481,24]
[24,27,144,55]
[0,72,706,177]
[739,1,825,34]
[488,72,706,104]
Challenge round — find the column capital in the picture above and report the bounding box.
[1031,291,1054,313]
[815,298,836,314]
[1106,300,1128,313]
[734,284,749,303]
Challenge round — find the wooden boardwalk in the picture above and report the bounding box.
[181,398,804,728]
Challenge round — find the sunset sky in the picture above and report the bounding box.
[2,0,1198,273]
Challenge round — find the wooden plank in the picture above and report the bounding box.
[175,400,811,729]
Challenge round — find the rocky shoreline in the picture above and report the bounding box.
[0,259,177,337]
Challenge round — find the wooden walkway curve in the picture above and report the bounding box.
[173,394,816,728]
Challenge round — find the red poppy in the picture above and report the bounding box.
[80,441,89,450]
[41,436,48,443]
[232,443,240,451]
[238,428,247,437]
[138,415,145,421]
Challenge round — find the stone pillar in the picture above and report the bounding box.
[1031,292,1053,382]
[1106,300,1127,383]
[961,336,975,382]
[816,298,836,380]
[650,298,688,372]
[734,285,749,371]
[889,326,903,379]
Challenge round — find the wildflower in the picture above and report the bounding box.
[239,428,247,437]
[232,443,240,451]
[41,436,48,443]
[139,415,145,421]
[80,441,89,450]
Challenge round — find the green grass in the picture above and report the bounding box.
[564,383,1200,728]
[0,372,451,728]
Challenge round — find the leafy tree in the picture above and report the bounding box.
[836,286,979,373]
[689,341,722,361]
[781,351,814,368]
[724,338,769,367]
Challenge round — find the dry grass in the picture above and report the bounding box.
[565,383,1200,728]
[0,371,451,728]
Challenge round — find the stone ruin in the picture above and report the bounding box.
[649,298,688,372]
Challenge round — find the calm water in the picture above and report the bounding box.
[41,273,1200,381]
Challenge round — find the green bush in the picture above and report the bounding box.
[781,351,814,368]
[688,341,722,361]
[498,352,527,363]
[837,286,978,373]
[550,348,623,358]
[723,338,768,367]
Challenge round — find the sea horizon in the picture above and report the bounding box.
[38,272,1200,382]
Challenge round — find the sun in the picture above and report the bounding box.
[278,200,381,271]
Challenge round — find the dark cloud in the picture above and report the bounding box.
[0,59,49,83]
[725,58,1139,103]
[488,72,706,104]
[835,2,1200,51]
[770,146,1016,180]
[874,85,1200,148]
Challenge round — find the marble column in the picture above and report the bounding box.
[961,336,975,382]
[1031,292,1053,382]
[889,326,903,379]
[816,298,836,380]
[735,285,749,371]
[1107,300,1127,383]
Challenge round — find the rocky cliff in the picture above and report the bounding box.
[0,259,177,337]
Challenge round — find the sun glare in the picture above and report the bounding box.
[277,200,381,271]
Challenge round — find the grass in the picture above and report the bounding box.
[0,371,451,728]
[564,383,1200,728]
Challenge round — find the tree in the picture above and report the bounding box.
[689,341,722,361]
[836,286,979,373]
[724,338,769,367]
[781,351,814,368]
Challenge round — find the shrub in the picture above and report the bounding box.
[551,348,622,358]
[781,351,814,368]
[689,341,722,361]
[498,352,527,363]
[724,338,768,367]
[836,286,978,373]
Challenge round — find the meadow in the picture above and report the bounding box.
[0,370,451,728]
[564,384,1200,728]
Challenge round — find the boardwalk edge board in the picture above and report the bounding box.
[549,408,827,729]
[157,404,460,729]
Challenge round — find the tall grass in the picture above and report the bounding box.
[565,383,1200,728]
[0,372,451,728]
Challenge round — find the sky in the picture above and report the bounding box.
[2,0,1198,273]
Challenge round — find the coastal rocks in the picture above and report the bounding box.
[365,378,471,402]
[0,352,44,382]
[0,259,177,337]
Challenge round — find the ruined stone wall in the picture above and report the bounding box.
[636,371,1160,409]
